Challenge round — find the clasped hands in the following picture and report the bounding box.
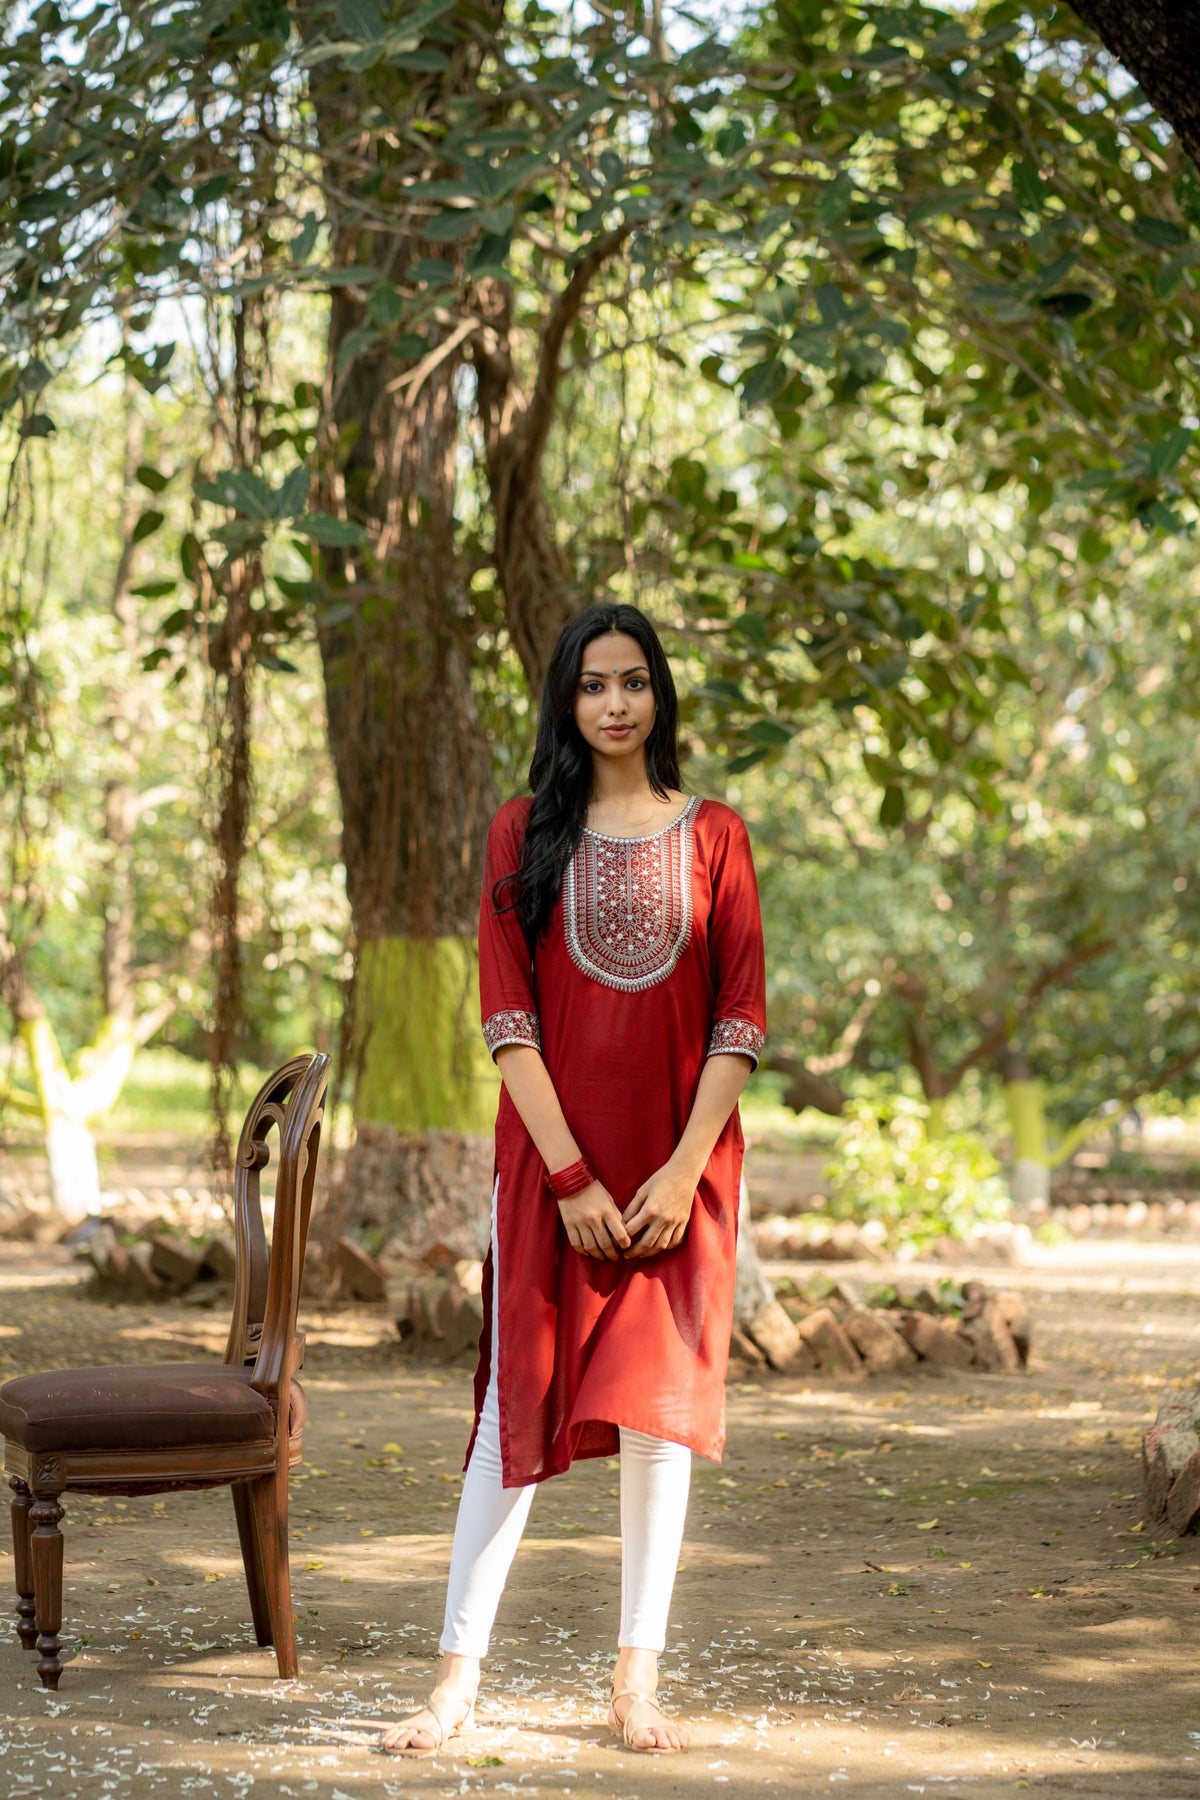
[558,1163,699,1262]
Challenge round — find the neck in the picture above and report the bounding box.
[589,750,653,805]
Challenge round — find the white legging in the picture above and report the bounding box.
[439,1306,692,1659]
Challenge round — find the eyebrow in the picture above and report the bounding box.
[578,664,650,679]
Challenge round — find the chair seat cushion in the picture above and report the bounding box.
[0,1363,306,1454]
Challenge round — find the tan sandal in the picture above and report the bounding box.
[608,1686,688,1754]
[379,1693,476,1757]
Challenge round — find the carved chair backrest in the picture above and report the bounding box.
[224,1055,331,1424]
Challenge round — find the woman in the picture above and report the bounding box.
[381,602,766,1757]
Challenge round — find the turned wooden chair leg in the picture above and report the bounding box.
[9,1476,36,1650]
[232,1481,274,1647]
[248,1469,296,1678]
[30,1476,66,1690]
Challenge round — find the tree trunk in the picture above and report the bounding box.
[311,68,499,1250]
[996,1047,1051,1209]
[1070,2,1200,168]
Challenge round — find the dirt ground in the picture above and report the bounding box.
[1,1235,1200,1800]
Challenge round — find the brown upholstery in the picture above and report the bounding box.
[0,1365,306,1454]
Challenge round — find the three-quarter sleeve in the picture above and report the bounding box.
[479,802,542,1059]
[706,813,767,1068]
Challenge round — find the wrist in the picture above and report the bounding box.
[545,1155,594,1199]
[666,1146,707,1186]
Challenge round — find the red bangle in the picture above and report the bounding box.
[546,1157,594,1199]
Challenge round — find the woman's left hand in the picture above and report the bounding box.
[621,1163,699,1258]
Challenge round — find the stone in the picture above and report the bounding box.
[843,1306,918,1374]
[795,1306,863,1374]
[409,1276,453,1341]
[125,1241,166,1300]
[301,1245,330,1299]
[422,1240,462,1270]
[898,1312,974,1370]
[729,1324,768,1369]
[334,1236,387,1303]
[439,1289,484,1361]
[86,1223,119,1275]
[958,1298,1023,1373]
[148,1235,205,1290]
[992,1291,1032,1367]
[1166,1446,1200,1536]
[744,1299,805,1371]
[1143,1397,1200,1519]
[200,1233,238,1283]
[182,1280,229,1310]
[908,1287,943,1316]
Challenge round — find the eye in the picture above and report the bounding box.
[626,678,647,690]
[580,680,604,694]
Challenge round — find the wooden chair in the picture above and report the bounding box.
[0,1051,330,1689]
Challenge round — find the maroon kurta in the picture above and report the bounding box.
[471,794,766,1487]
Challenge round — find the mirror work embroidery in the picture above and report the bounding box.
[563,796,701,992]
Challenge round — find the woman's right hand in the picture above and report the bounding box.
[558,1180,632,1261]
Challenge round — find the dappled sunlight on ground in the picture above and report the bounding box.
[2,1239,1200,1795]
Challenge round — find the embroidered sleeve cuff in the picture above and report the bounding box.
[707,1017,765,1068]
[482,1008,542,1059]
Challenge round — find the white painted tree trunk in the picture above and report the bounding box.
[1009,1157,1051,1209]
[45,1113,103,1217]
[734,1174,773,1326]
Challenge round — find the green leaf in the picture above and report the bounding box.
[1133,215,1190,250]
[392,47,452,70]
[291,210,320,263]
[757,285,796,328]
[1149,427,1192,479]
[815,283,849,327]
[1011,160,1046,214]
[132,509,165,543]
[741,359,789,406]
[276,464,310,517]
[879,784,906,827]
[366,284,405,325]
[407,258,456,286]
[745,718,794,746]
[292,513,369,546]
[424,209,479,241]
[336,0,384,37]
[195,470,277,519]
[727,747,769,773]
[19,412,54,437]
[136,464,169,493]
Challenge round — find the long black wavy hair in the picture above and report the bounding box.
[494,603,684,946]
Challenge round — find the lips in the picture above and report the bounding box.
[602,725,633,736]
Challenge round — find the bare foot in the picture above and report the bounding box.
[608,1687,689,1754]
[379,1685,476,1757]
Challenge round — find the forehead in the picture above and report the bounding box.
[579,631,646,671]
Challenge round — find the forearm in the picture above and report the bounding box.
[493,1044,581,1173]
[668,1054,753,1183]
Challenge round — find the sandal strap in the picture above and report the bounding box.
[420,1702,449,1749]
[611,1688,661,1747]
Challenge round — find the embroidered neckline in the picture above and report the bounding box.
[581,795,701,844]
[564,797,700,992]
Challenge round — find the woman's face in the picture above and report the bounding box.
[572,631,657,763]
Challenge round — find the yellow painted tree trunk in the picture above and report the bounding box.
[1003,1075,1052,1208]
[349,937,499,1254]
